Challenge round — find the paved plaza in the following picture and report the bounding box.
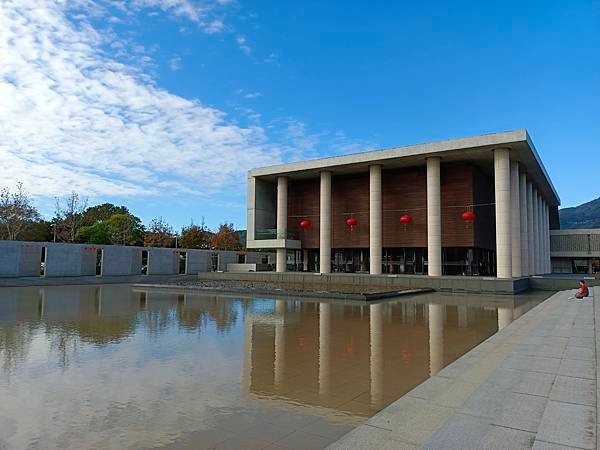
[330,287,598,449]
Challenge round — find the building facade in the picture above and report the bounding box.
[246,130,560,279]
[550,229,600,275]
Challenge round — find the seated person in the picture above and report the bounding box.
[575,280,589,299]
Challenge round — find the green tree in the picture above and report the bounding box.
[107,214,144,245]
[78,221,111,244]
[180,219,212,249]
[210,223,243,250]
[80,203,130,227]
[144,217,175,247]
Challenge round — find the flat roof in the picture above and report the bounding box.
[249,129,560,206]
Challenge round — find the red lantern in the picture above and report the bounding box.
[461,211,475,222]
[299,219,311,229]
[399,215,413,224]
[346,217,358,227]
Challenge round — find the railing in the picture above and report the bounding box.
[254,229,299,240]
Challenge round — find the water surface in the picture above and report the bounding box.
[0,285,549,449]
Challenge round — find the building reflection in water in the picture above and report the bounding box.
[242,292,546,416]
[0,285,549,448]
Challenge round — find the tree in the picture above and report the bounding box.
[180,219,212,249]
[80,203,129,227]
[107,214,144,246]
[144,217,175,247]
[0,182,40,240]
[54,192,88,242]
[210,223,243,250]
[78,221,111,244]
[20,220,53,242]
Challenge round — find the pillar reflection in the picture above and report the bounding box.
[274,300,286,388]
[497,307,513,330]
[370,303,384,406]
[318,302,331,396]
[428,303,444,375]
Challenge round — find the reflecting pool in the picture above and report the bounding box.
[0,285,550,449]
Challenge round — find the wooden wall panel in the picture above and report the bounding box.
[441,163,475,247]
[382,167,427,247]
[331,173,370,248]
[286,163,486,250]
[287,178,320,248]
[473,167,496,250]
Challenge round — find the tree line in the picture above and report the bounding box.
[0,184,244,251]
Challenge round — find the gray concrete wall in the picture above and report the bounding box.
[100,246,143,276]
[1,240,273,278]
[44,243,86,277]
[19,243,43,277]
[0,241,21,277]
[185,250,211,274]
[80,246,98,276]
[147,248,179,275]
[216,251,239,271]
[195,272,531,294]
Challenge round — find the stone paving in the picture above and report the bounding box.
[329,287,598,449]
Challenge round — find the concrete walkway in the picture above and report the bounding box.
[329,288,598,450]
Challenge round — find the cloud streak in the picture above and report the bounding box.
[0,0,280,199]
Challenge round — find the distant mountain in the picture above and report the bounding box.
[560,197,600,229]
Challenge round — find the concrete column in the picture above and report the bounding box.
[302,249,309,271]
[276,176,288,273]
[274,300,286,388]
[429,304,444,375]
[535,191,544,274]
[526,181,535,275]
[370,303,384,406]
[531,188,539,274]
[510,161,522,277]
[519,173,529,276]
[541,200,546,273]
[427,157,442,276]
[369,165,383,275]
[318,303,331,396]
[547,203,552,273]
[319,171,332,274]
[494,148,512,279]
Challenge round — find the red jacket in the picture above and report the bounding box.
[580,283,588,295]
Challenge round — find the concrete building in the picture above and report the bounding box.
[246,130,560,279]
[550,229,600,275]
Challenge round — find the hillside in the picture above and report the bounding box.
[560,197,600,229]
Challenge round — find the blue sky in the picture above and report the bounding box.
[1,0,598,231]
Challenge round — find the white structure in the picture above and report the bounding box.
[246,130,559,279]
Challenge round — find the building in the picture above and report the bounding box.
[246,130,560,279]
[550,229,600,275]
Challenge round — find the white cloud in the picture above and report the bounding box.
[0,0,281,199]
[169,55,182,71]
[202,18,225,34]
[236,35,251,55]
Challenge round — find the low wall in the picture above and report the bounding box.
[0,240,274,278]
[530,276,599,291]
[147,248,179,275]
[101,246,143,276]
[195,272,531,295]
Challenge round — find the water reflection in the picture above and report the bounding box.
[0,285,549,449]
